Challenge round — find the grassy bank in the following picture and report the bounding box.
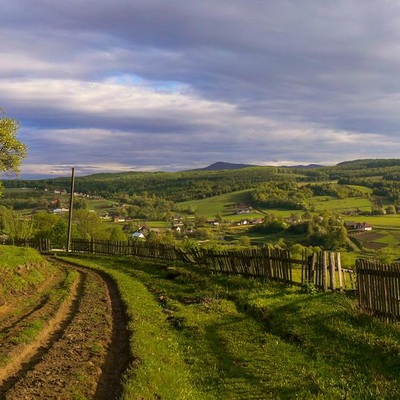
[60,253,400,399]
[0,245,53,300]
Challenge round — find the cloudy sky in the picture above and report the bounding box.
[2,1,400,178]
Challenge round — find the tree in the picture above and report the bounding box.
[0,109,27,176]
[109,226,127,241]
[73,209,108,240]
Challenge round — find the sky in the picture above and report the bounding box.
[2,1,400,178]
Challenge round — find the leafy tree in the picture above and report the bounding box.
[0,205,15,233]
[307,212,347,250]
[73,209,108,240]
[8,215,34,240]
[238,235,251,247]
[109,225,127,241]
[250,214,286,234]
[386,205,396,215]
[73,198,89,210]
[0,109,27,176]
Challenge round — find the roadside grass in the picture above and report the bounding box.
[61,254,205,400]
[61,254,400,399]
[0,245,53,298]
[11,320,44,344]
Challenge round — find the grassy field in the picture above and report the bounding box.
[309,196,372,213]
[179,189,254,217]
[61,253,400,399]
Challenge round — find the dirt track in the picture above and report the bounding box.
[0,258,130,400]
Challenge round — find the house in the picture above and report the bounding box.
[132,232,145,239]
[53,208,69,214]
[345,221,373,232]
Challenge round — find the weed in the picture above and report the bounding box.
[301,280,318,294]
[11,320,43,344]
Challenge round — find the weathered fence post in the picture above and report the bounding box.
[329,252,336,291]
[337,252,343,291]
[322,251,328,292]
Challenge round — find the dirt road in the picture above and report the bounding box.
[0,258,130,400]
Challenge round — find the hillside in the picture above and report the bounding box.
[2,158,400,204]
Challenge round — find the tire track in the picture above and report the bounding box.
[0,258,130,400]
[0,269,85,396]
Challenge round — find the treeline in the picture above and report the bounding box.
[2,167,297,202]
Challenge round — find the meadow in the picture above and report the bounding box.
[61,253,400,399]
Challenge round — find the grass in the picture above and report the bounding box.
[0,245,53,298]
[61,254,205,400]
[11,320,44,344]
[309,196,372,213]
[60,253,400,399]
[179,189,253,217]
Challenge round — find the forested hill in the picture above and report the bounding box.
[3,167,300,202]
[4,158,400,202]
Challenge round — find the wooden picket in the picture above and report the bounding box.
[356,259,400,321]
[301,250,355,292]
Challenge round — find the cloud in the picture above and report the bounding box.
[2,1,400,177]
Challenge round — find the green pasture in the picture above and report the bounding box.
[347,185,373,195]
[309,196,372,213]
[356,214,400,228]
[179,189,253,217]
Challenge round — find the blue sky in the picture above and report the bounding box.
[2,0,400,178]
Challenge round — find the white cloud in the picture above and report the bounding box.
[2,1,400,176]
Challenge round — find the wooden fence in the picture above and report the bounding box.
[71,239,192,263]
[356,259,400,321]
[303,251,356,291]
[187,246,294,284]
[69,239,355,290]
[0,238,51,252]
[3,237,399,321]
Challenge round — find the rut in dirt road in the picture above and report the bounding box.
[0,259,131,400]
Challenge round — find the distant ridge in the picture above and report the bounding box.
[192,161,323,171]
[193,161,258,171]
[283,164,323,169]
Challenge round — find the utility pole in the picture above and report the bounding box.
[66,167,75,252]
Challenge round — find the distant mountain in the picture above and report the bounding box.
[194,162,323,171]
[284,164,323,169]
[193,161,258,171]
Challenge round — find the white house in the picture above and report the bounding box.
[132,232,145,239]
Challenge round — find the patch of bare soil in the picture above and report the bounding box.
[0,259,130,400]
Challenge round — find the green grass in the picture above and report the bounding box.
[61,255,205,400]
[0,245,52,298]
[179,189,253,217]
[11,320,44,344]
[60,254,400,399]
[309,196,372,213]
